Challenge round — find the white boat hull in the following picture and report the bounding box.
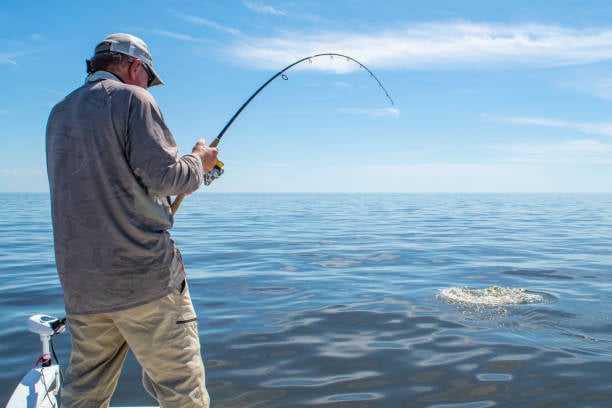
[6,366,60,408]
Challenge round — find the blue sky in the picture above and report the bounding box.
[3,0,612,193]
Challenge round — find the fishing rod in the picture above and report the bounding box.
[171,52,394,215]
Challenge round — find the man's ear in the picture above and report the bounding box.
[128,59,141,82]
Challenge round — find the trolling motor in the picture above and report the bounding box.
[170,52,394,216]
[28,314,66,367]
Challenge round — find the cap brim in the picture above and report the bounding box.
[148,64,163,87]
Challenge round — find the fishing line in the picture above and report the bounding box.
[171,53,394,215]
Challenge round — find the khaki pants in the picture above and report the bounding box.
[61,282,210,408]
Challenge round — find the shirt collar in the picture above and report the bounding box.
[85,70,123,84]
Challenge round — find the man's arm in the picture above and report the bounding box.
[126,89,217,196]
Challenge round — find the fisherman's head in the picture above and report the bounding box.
[86,33,163,89]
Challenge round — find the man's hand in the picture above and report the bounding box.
[192,139,219,173]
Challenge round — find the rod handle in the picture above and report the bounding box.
[171,193,186,215]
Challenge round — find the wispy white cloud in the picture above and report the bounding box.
[1,42,45,67]
[0,34,48,68]
[558,74,612,100]
[328,162,550,193]
[505,117,570,128]
[44,88,67,96]
[175,12,241,36]
[218,161,552,193]
[224,21,612,71]
[338,106,400,118]
[244,1,286,16]
[153,30,211,43]
[0,51,20,66]
[503,116,612,137]
[490,138,612,165]
[219,146,612,192]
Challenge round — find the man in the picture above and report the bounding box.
[46,33,216,407]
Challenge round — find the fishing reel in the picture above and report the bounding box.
[204,160,224,185]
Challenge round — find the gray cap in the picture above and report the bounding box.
[94,33,163,86]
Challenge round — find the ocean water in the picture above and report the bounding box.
[1,193,611,407]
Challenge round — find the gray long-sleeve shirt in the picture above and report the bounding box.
[46,71,203,314]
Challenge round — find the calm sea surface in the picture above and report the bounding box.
[1,193,611,407]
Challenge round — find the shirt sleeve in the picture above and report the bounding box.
[126,88,203,196]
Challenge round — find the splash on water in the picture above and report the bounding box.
[438,285,547,306]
